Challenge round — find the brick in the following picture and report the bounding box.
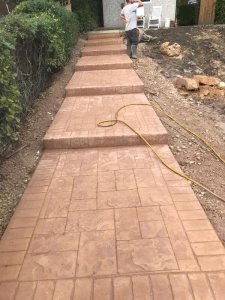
[66,210,114,232]
[15,282,37,300]
[74,278,92,300]
[115,170,136,190]
[182,219,213,231]
[8,217,37,229]
[0,282,18,300]
[178,210,207,220]
[140,221,168,238]
[117,239,178,273]
[137,206,162,221]
[169,274,194,300]
[132,275,153,300]
[98,171,116,192]
[42,191,71,218]
[134,168,156,188]
[188,273,214,300]
[191,242,225,256]
[174,201,201,211]
[28,233,79,253]
[208,272,225,300]
[77,231,117,276]
[186,230,219,242]
[0,251,25,265]
[98,189,140,209]
[93,278,112,300]
[0,238,30,252]
[34,281,55,300]
[69,199,96,211]
[19,251,77,280]
[85,38,123,46]
[53,280,74,300]
[115,208,141,240]
[139,187,172,206]
[0,265,21,281]
[72,175,97,199]
[114,277,132,300]
[2,228,34,240]
[34,218,66,235]
[198,256,225,271]
[151,274,173,300]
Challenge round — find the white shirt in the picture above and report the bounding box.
[121,3,139,31]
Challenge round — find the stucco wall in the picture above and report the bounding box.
[103,0,124,28]
[103,0,176,28]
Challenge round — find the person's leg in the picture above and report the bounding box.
[130,28,139,59]
[125,31,132,57]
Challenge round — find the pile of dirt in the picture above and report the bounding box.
[134,25,225,244]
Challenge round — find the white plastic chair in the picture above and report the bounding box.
[148,6,162,29]
[136,6,145,28]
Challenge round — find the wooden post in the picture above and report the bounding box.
[198,0,216,25]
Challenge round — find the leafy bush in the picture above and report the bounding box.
[71,0,103,32]
[215,0,225,24]
[15,0,79,57]
[0,0,79,158]
[0,29,21,154]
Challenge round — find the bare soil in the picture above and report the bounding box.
[134,25,225,244]
[0,36,85,237]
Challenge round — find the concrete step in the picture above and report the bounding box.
[75,55,132,71]
[43,93,168,149]
[88,30,121,40]
[85,38,124,46]
[82,45,127,56]
[65,69,144,96]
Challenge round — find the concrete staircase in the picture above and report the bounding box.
[0,30,225,299]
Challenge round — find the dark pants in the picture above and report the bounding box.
[125,28,138,46]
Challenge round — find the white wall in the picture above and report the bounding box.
[102,0,124,28]
[143,0,176,28]
[102,0,176,28]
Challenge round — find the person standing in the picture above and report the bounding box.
[120,0,143,59]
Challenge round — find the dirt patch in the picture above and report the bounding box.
[134,25,225,244]
[0,36,86,238]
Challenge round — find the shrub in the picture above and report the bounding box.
[15,0,79,57]
[71,0,103,32]
[0,0,79,158]
[215,0,225,24]
[0,29,21,155]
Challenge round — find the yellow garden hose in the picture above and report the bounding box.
[97,102,225,203]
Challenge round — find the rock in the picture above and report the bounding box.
[176,77,199,91]
[209,89,225,98]
[160,42,181,57]
[179,91,189,97]
[193,75,220,86]
[218,81,225,90]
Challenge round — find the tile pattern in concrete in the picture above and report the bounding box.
[0,30,225,299]
[43,94,168,149]
[75,54,132,71]
[65,69,144,96]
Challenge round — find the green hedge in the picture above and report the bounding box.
[71,0,103,32]
[215,0,225,24]
[0,0,79,158]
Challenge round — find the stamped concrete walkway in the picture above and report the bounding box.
[0,30,225,299]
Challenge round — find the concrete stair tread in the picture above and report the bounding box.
[44,93,168,149]
[85,38,124,46]
[88,30,121,39]
[75,54,132,71]
[66,69,144,96]
[82,44,127,56]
